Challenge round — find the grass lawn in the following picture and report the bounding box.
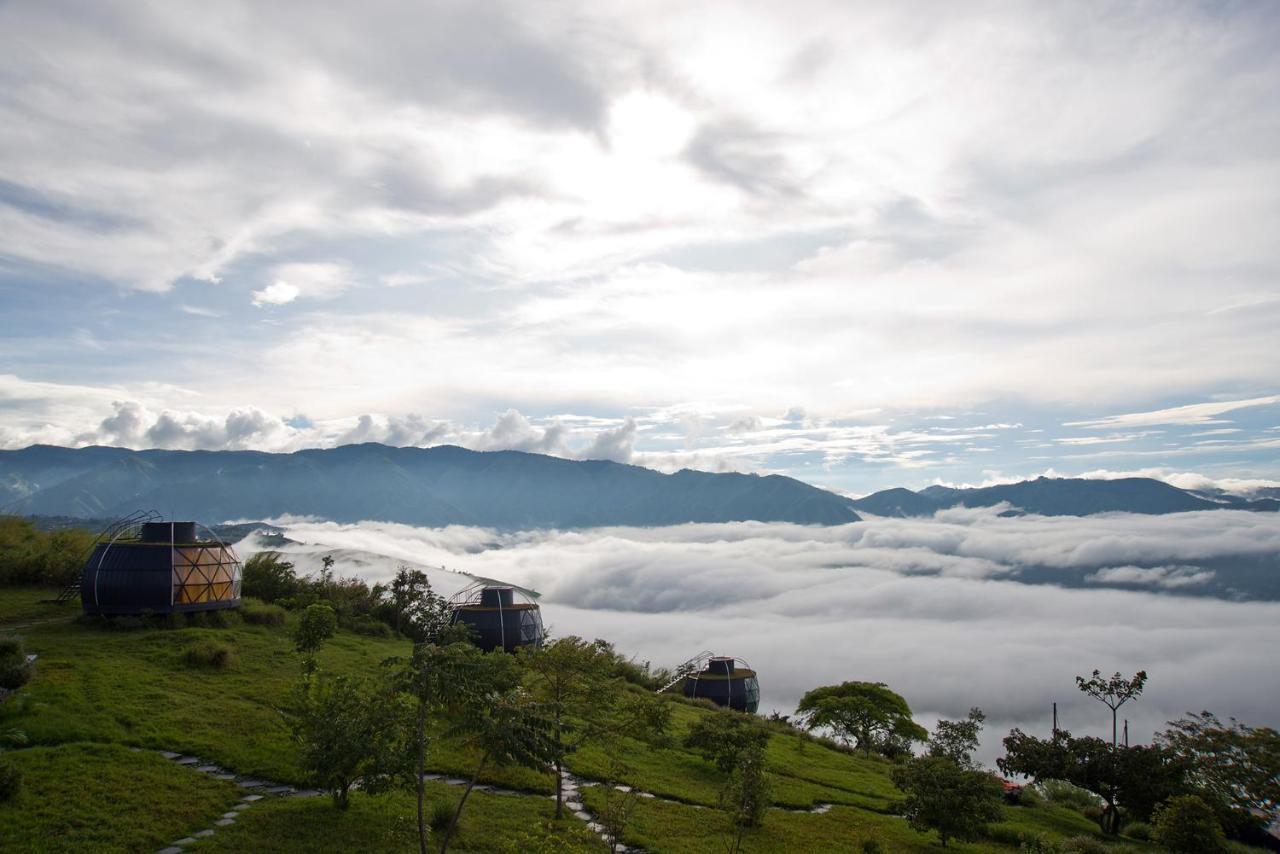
[0,586,76,627]
[200,783,607,853]
[0,742,240,853]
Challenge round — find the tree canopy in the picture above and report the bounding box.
[795,681,926,756]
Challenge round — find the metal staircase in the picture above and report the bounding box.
[656,650,715,693]
[46,509,162,605]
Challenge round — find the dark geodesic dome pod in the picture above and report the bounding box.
[80,517,243,616]
[448,584,543,653]
[680,655,760,713]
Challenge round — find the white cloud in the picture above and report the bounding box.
[1065,396,1280,430]
[250,281,301,307]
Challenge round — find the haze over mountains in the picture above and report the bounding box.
[1,443,1276,528]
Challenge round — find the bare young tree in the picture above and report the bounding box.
[1075,670,1147,748]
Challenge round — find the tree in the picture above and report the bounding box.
[437,687,556,853]
[293,603,337,656]
[998,728,1188,834]
[929,707,985,768]
[597,758,641,854]
[1151,794,1227,853]
[1157,711,1280,835]
[684,710,771,774]
[718,740,772,853]
[796,681,926,756]
[287,673,408,809]
[242,551,299,603]
[1075,669,1146,748]
[519,636,616,818]
[891,756,1003,847]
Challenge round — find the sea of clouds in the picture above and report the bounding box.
[236,508,1280,766]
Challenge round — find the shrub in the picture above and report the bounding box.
[242,552,300,603]
[0,636,34,691]
[1058,835,1109,854]
[241,598,287,627]
[1123,820,1151,841]
[1152,794,1227,853]
[181,640,237,669]
[294,603,337,654]
[345,615,392,638]
[0,757,21,802]
[1035,779,1101,811]
[429,800,455,832]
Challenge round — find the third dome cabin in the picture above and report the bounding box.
[665,652,760,713]
[448,583,543,653]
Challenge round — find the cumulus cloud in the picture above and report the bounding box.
[250,281,301,307]
[248,511,1280,766]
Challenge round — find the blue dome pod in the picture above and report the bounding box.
[681,656,760,713]
[448,584,543,653]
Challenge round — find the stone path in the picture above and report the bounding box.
[158,749,833,853]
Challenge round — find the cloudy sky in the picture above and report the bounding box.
[249,509,1280,764]
[2,1,1278,494]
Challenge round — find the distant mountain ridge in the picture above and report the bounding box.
[1,444,1274,527]
[853,475,1279,517]
[0,443,860,528]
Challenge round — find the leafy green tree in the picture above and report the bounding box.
[929,707,985,768]
[287,674,408,808]
[293,602,337,662]
[796,681,926,756]
[242,551,299,603]
[1157,711,1280,835]
[519,636,617,817]
[891,755,1003,847]
[1151,794,1227,853]
[597,758,640,854]
[684,710,771,774]
[998,728,1189,834]
[437,688,556,853]
[1076,669,1147,748]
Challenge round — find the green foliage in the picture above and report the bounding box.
[180,639,237,669]
[294,603,337,654]
[720,741,771,830]
[429,799,455,832]
[1157,710,1280,834]
[240,597,288,626]
[288,673,409,809]
[1,634,35,690]
[598,759,641,853]
[242,552,300,603]
[0,517,95,586]
[348,615,393,637]
[1122,820,1150,840]
[1033,779,1100,811]
[929,707,986,768]
[1075,669,1147,747]
[891,755,1004,847]
[388,566,453,642]
[796,681,926,756]
[684,709,772,774]
[1151,794,1227,853]
[0,757,20,802]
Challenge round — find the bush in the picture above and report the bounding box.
[180,640,237,669]
[345,615,392,637]
[242,551,301,603]
[294,603,337,654]
[429,800,455,832]
[241,598,287,627]
[1058,836,1109,854]
[1123,820,1151,841]
[1034,779,1101,811]
[1152,794,1227,854]
[0,757,21,802]
[0,636,34,691]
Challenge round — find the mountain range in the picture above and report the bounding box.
[0,443,1275,528]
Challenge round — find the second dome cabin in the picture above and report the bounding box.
[80,514,243,616]
[448,583,543,653]
[674,653,760,713]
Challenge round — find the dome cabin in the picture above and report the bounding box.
[80,517,243,616]
[448,584,543,653]
[680,654,760,713]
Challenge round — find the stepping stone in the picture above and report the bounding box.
[574,810,592,822]
[471,784,491,792]
[176,756,199,765]
[614,785,632,792]
[214,818,235,827]
[443,777,468,786]
[172,840,197,847]
[237,778,269,788]
[291,789,322,798]
[240,794,264,802]
[566,801,583,811]
[422,773,442,780]
[128,746,142,752]
[586,822,604,834]
[158,847,184,854]
[197,765,220,773]
[222,811,240,819]
[160,751,181,759]
[638,791,656,798]
[214,773,235,781]
[194,830,215,838]
[265,785,294,795]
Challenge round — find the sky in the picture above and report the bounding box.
[2,0,1279,495]
[245,510,1280,766]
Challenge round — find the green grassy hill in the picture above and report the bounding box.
[0,588,1169,852]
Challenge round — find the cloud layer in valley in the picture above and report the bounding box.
[241,508,1280,765]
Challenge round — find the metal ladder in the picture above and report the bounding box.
[656,650,715,693]
[47,509,162,604]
